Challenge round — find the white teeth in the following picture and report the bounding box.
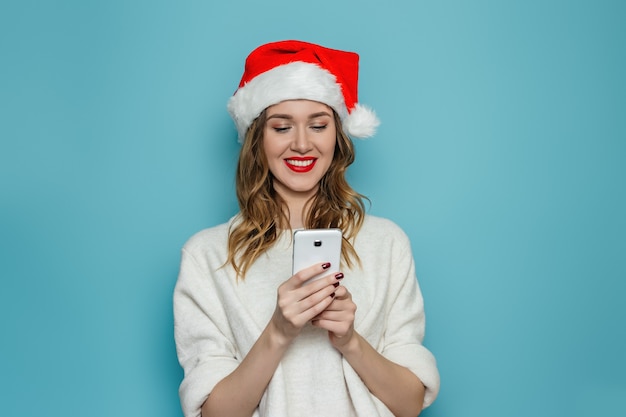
[286,159,314,167]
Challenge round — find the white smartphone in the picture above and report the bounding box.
[292,228,342,284]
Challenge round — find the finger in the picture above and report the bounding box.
[311,317,352,336]
[287,262,334,290]
[315,298,347,314]
[278,273,338,316]
[330,285,349,299]
[295,288,337,322]
[277,284,336,328]
[292,272,344,302]
[297,282,338,311]
[312,309,346,322]
[319,301,356,317]
[312,304,354,323]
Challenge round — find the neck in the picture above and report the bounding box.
[285,196,312,229]
[276,191,316,230]
[273,183,319,229]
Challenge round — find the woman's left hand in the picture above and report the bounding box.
[311,285,357,351]
[314,285,426,416]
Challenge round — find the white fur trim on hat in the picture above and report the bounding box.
[227,61,379,142]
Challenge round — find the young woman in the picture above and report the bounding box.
[174,40,440,417]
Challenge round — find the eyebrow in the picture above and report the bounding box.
[266,111,333,121]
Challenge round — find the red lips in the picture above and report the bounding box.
[284,157,317,173]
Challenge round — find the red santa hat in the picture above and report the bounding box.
[227,40,380,143]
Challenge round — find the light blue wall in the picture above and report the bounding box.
[1,1,624,416]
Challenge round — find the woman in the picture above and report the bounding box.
[174,40,440,417]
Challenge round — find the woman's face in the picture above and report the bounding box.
[263,99,337,202]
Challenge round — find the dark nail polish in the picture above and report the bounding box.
[335,273,344,280]
[322,262,331,269]
[333,282,340,288]
[330,292,336,298]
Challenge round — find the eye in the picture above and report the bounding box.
[310,124,327,132]
[272,126,291,133]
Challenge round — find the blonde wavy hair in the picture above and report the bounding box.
[227,109,367,279]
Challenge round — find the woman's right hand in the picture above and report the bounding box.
[269,262,341,345]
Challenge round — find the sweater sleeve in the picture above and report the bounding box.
[381,229,441,409]
[173,248,239,417]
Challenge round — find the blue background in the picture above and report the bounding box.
[1,0,624,416]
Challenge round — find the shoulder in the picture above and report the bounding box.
[354,215,413,256]
[181,215,239,254]
[359,214,410,243]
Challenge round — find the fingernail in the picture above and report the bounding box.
[333,282,340,288]
[322,262,331,269]
[335,273,344,280]
[330,292,336,298]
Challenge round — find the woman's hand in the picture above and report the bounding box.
[311,282,357,352]
[202,264,343,417]
[270,263,342,345]
[312,285,426,417]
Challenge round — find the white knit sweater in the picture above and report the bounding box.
[174,215,440,417]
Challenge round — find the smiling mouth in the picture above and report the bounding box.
[285,158,317,173]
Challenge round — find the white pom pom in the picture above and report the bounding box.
[343,104,380,138]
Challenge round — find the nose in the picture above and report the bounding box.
[290,125,313,154]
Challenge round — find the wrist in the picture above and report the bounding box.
[335,331,363,358]
[266,318,295,350]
